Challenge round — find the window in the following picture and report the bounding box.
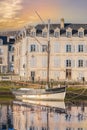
[12,55,14,62]
[54,43,60,53]
[42,56,47,67]
[66,60,71,67]
[0,57,2,64]
[30,56,36,67]
[0,39,3,45]
[31,31,36,37]
[54,57,59,67]
[30,27,36,37]
[9,45,14,52]
[42,32,47,37]
[78,31,84,38]
[78,45,83,52]
[42,45,47,52]
[54,32,59,37]
[54,71,59,79]
[0,49,3,55]
[30,45,36,52]
[67,31,72,38]
[78,60,83,67]
[42,71,47,77]
[66,45,71,52]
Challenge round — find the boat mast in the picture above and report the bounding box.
[47,19,50,88]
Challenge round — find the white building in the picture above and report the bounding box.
[14,19,87,82]
[0,35,15,74]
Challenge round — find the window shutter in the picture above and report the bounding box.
[36,44,39,52]
[29,45,31,52]
[83,60,86,67]
[64,44,66,53]
[76,60,78,67]
[72,60,75,67]
[30,57,36,67]
[54,43,60,53]
[42,56,47,67]
[64,60,66,67]
[76,45,78,52]
[72,45,75,52]
[84,45,87,53]
[54,57,60,67]
[86,60,87,67]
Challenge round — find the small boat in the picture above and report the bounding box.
[12,86,66,101]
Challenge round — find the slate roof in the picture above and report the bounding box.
[0,36,8,45]
[35,23,87,36]
[0,36,15,45]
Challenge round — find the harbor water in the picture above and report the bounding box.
[0,100,87,130]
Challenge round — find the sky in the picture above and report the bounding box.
[0,0,87,30]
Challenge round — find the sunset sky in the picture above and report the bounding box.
[0,0,87,30]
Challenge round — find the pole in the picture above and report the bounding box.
[47,19,50,88]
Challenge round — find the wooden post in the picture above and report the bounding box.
[47,19,50,88]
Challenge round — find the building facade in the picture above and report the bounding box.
[0,36,15,74]
[14,20,87,82]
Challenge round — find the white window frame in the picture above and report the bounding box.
[0,39,3,45]
[78,60,83,67]
[78,45,83,52]
[66,60,71,67]
[42,45,47,52]
[30,44,36,52]
[42,31,47,37]
[66,31,72,38]
[78,31,84,38]
[54,31,60,37]
[66,45,71,52]
[54,57,59,67]
[30,56,36,67]
[0,48,3,55]
[42,56,47,67]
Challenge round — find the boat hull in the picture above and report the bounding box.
[22,91,66,101]
[14,87,66,101]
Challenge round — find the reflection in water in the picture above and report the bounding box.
[0,103,13,130]
[13,100,87,130]
[0,101,87,130]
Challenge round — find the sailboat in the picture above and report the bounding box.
[12,19,66,101]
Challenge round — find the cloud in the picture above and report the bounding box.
[0,0,23,19]
[29,16,37,20]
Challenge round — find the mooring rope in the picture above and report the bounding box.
[66,87,87,100]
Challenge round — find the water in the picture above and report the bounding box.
[0,100,87,130]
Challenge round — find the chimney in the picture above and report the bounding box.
[60,18,64,29]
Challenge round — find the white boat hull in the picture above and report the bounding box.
[13,86,66,101]
[16,91,65,101]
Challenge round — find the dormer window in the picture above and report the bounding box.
[30,27,36,37]
[66,28,72,38]
[54,28,60,37]
[42,27,47,37]
[0,39,3,45]
[78,28,84,38]
[79,32,84,38]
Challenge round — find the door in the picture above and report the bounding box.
[66,69,72,80]
[31,71,35,82]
